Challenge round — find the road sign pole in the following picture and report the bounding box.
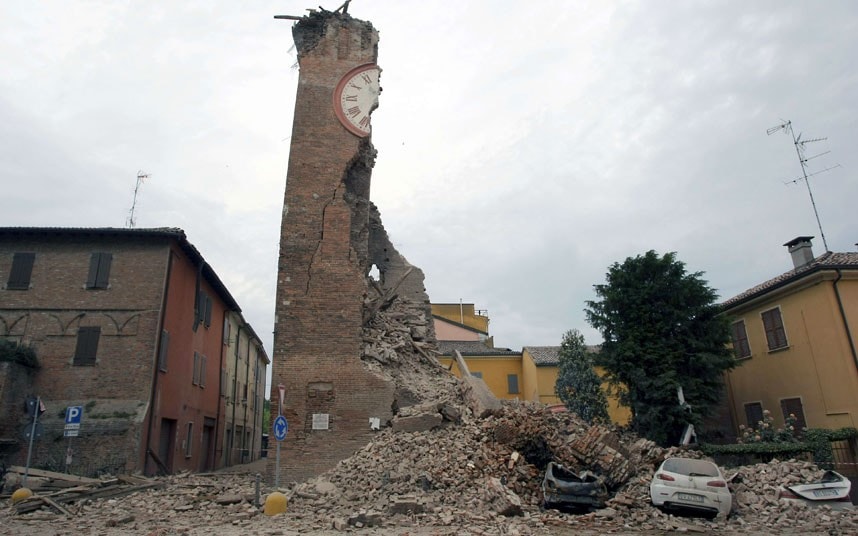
[23,395,40,487]
[275,442,281,488]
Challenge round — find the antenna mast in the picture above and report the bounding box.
[127,171,150,229]
[766,120,836,252]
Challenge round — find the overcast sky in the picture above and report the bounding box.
[2,1,856,363]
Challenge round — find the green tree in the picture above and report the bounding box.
[555,329,610,424]
[585,250,734,446]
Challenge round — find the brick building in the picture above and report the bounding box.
[0,227,266,476]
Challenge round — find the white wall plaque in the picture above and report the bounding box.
[312,413,330,430]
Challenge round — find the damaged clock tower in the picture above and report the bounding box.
[269,7,440,484]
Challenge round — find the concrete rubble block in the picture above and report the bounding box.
[391,412,443,433]
[462,375,502,419]
[439,401,462,423]
[483,476,523,517]
[214,494,244,505]
[348,509,383,527]
[388,495,426,514]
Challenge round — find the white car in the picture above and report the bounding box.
[650,457,732,518]
[779,470,854,510]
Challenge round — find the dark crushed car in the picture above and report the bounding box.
[542,461,608,511]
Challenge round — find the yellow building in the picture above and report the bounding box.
[432,303,630,425]
[437,340,524,399]
[722,237,858,438]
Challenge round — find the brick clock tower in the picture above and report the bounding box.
[269,8,396,483]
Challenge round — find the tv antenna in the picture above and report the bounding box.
[127,171,150,229]
[767,120,839,252]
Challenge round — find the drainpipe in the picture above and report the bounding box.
[144,248,173,475]
[833,269,858,371]
[230,324,242,466]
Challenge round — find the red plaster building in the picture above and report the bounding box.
[0,227,266,476]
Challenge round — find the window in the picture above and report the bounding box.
[744,402,763,429]
[731,320,751,359]
[780,397,807,431]
[199,355,207,388]
[192,352,200,385]
[73,326,100,366]
[761,307,788,351]
[86,252,112,289]
[507,374,519,394]
[470,371,483,379]
[204,295,212,328]
[185,422,194,457]
[158,330,170,372]
[7,252,35,290]
[195,290,213,330]
[220,369,227,397]
[223,317,231,345]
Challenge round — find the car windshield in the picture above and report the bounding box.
[662,458,719,477]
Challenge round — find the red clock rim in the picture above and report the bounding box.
[332,63,380,138]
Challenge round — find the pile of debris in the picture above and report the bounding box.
[3,401,858,534]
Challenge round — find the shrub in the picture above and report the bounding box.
[0,339,39,369]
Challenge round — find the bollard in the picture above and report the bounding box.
[255,473,261,508]
[263,491,288,516]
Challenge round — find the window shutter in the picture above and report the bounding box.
[731,320,751,358]
[73,327,101,366]
[780,398,807,431]
[158,330,170,371]
[7,252,35,289]
[762,308,787,350]
[86,254,100,288]
[744,402,763,429]
[204,295,212,328]
[507,374,519,394]
[86,252,112,289]
[192,352,200,385]
[200,355,207,387]
[96,253,112,288]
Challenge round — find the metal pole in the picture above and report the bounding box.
[275,391,282,488]
[23,396,40,487]
[64,436,73,473]
[255,473,261,507]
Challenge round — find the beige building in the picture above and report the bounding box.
[221,311,268,466]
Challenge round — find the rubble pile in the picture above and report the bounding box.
[361,295,462,409]
[3,405,858,534]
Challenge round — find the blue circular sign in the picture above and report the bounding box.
[273,415,288,441]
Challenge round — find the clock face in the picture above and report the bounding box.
[333,63,380,137]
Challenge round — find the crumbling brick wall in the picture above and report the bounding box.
[270,10,442,483]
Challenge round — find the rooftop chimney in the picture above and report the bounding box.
[783,236,815,270]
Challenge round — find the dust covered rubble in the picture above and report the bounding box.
[282,402,858,534]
